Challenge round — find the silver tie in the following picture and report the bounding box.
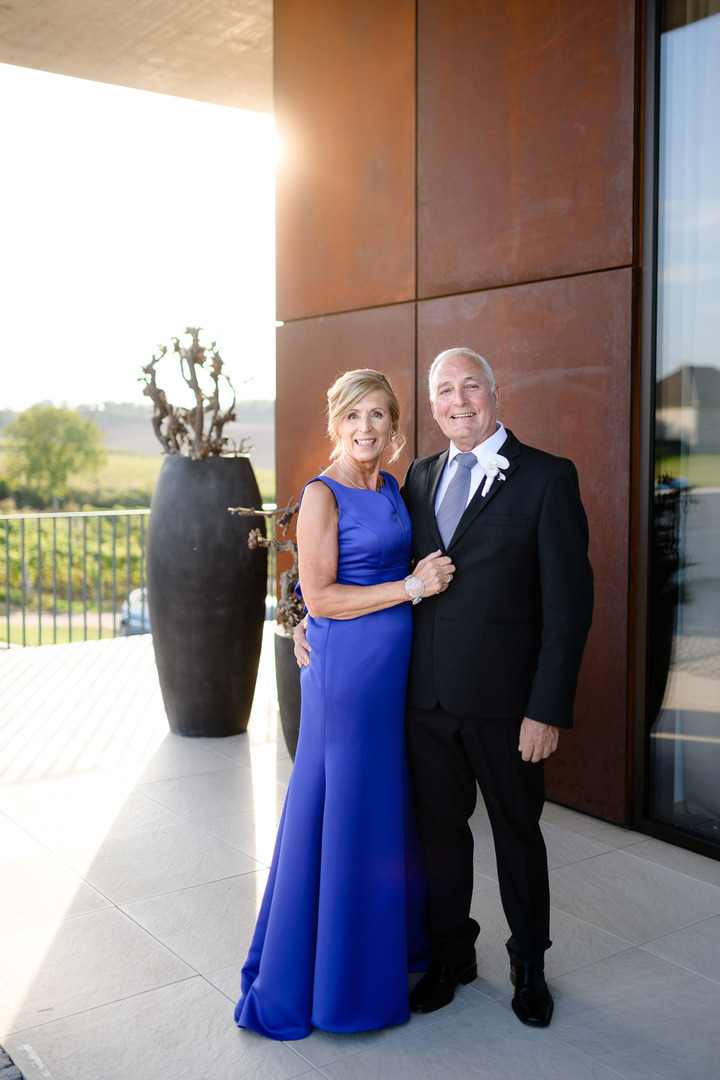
[436,452,477,547]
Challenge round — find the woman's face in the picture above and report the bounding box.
[337,389,393,466]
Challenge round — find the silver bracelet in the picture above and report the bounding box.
[404,575,425,605]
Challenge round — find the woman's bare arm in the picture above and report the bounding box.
[297,481,453,620]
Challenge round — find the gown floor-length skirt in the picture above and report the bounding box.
[235,473,431,1040]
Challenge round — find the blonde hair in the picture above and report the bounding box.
[326,369,406,463]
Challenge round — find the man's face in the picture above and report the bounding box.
[430,356,500,451]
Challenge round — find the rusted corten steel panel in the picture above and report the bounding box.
[416,267,633,823]
[417,0,636,298]
[274,0,416,321]
[275,303,417,512]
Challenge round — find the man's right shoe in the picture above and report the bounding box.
[409,957,477,1013]
[510,961,554,1027]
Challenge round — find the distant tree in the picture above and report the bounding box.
[5,404,107,505]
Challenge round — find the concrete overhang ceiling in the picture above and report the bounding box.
[0,0,273,111]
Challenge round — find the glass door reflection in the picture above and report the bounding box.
[649,7,720,847]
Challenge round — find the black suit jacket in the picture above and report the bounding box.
[402,430,593,727]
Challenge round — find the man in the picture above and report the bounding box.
[296,347,593,1027]
[401,347,593,1027]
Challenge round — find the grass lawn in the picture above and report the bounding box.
[656,454,720,488]
[1,623,116,647]
[69,451,276,507]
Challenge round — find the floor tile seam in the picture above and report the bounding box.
[617,846,720,890]
[1,728,124,786]
[0,763,140,802]
[199,974,237,1005]
[1,974,203,1038]
[541,818,648,850]
[0,901,120,942]
[546,846,624,872]
[0,811,58,861]
[0,894,175,946]
[545,900,638,947]
[116,868,267,915]
[101,866,265,906]
[467,983,517,1008]
[308,1011,629,1080]
[95,758,253,785]
[550,942,639,982]
[190,743,256,769]
[137,760,254,783]
[120,799,287,833]
[547,849,625,879]
[1,894,195,962]
[133,765,264,813]
[640,908,720,944]
[637,943,720,986]
[534,1029,632,1079]
[47,848,266,905]
[466,992,633,1079]
[284,999,492,1071]
[550,847,720,903]
[471,866,498,884]
[51,815,266,855]
[540,819,619,854]
[283,1023,410,1072]
[100,900,206,974]
[632,906,720,946]
[192,817,274,866]
[462,981,501,1004]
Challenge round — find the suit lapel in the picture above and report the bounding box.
[425,451,447,549]
[446,430,522,549]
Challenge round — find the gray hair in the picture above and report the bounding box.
[428,348,496,397]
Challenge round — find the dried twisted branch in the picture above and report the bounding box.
[140,327,248,459]
[229,498,303,631]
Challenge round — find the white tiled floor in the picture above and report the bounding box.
[1,628,720,1080]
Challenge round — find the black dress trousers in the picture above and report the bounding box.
[406,703,552,968]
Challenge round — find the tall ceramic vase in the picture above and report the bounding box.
[146,455,267,737]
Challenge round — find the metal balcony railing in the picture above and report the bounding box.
[1,509,150,648]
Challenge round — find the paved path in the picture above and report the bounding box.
[1,629,720,1079]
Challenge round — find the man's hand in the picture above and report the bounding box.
[518,718,559,763]
[293,618,311,668]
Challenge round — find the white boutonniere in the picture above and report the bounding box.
[480,453,509,497]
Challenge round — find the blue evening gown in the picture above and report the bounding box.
[235,472,431,1040]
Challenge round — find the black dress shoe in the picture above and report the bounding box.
[510,962,554,1026]
[409,957,477,1013]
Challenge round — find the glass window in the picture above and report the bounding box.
[648,5,720,847]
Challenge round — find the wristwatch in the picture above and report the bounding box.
[404,575,425,604]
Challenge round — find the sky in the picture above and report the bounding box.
[657,12,720,377]
[0,62,276,413]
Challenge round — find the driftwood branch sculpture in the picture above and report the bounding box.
[229,498,303,631]
[140,327,249,459]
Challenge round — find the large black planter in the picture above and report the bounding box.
[274,627,302,760]
[146,455,267,737]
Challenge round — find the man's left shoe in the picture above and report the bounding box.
[510,962,554,1027]
[409,956,477,1013]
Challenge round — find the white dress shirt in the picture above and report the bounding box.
[434,422,508,516]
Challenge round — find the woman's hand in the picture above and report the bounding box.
[412,550,455,598]
[293,618,311,668]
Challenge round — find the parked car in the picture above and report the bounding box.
[119,588,151,636]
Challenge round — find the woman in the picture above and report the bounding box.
[235,369,454,1040]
